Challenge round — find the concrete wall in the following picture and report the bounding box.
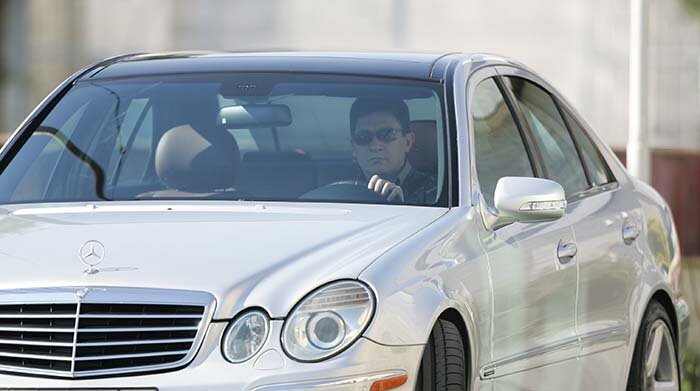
[0,0,698,152]
[0,0,27,135]
[0,3,700,253]
[648,0,700,151]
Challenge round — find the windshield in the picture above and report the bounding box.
[0,73,447,206]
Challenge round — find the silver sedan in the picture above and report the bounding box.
[0,52,688,390]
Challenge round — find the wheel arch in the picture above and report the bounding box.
[648,289,679,345]
[623,287,681,389]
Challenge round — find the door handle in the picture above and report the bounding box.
[557,241,577,263]
[623,223,640,243]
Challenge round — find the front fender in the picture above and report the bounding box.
[359,207,492,370]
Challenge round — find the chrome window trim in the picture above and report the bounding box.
[565,181,621,206]
[0,286,216,379]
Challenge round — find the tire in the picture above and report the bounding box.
[626,300,680,391]
[415,319,467,391]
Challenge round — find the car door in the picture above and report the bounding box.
[556,104,644,388]
[498,71,644,389]
[467,71,579,386]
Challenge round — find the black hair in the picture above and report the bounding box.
[349,97,410,133]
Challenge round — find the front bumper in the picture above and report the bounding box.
[0,321,424,390]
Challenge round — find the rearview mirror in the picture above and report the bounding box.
[218,104,292,129]
[481,176,566,230]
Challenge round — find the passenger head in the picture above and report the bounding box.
[350,97,415,179]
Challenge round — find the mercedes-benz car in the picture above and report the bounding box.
[0,52,689,390]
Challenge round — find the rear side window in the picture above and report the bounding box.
[504,77,589,196]
[562,109,614,187]
[471,78,534,207]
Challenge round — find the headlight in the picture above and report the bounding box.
[282,280,375,362]
[221,309,270,363]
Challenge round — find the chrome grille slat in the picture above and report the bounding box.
[77,326,199,333]
[69,301,81,376]
[79,314,203,319]
[0,314,77,318]
[77,337,195,347]
[0,287,214,378]
[0,342,72,356]
[0,351,73,361]
[0,327,74,332]
[0,339,73,347]
[74,349,191,361]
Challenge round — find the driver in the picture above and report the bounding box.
[349,97,437,204]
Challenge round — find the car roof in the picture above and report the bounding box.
[81,51,516,82]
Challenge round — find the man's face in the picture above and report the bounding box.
[352,111,414,179]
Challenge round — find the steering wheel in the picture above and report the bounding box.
[300,181,392,204]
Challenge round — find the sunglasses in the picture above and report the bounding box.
[352,127,405,146]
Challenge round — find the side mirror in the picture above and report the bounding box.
[481,176,566,230]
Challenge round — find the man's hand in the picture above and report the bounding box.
[368,174,404,202]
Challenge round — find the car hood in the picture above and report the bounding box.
[0,201,446,319]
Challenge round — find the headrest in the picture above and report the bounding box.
[407,120,438,173]
[155,125,240,192]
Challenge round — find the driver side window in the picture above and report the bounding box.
[471,78,534,207]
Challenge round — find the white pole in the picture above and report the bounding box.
[2,0,27,135]
[627,0,651,182]
[392,0,407,49]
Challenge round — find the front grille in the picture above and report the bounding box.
[0,288,214,378]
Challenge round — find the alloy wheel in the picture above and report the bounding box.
[644,320,679,391]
